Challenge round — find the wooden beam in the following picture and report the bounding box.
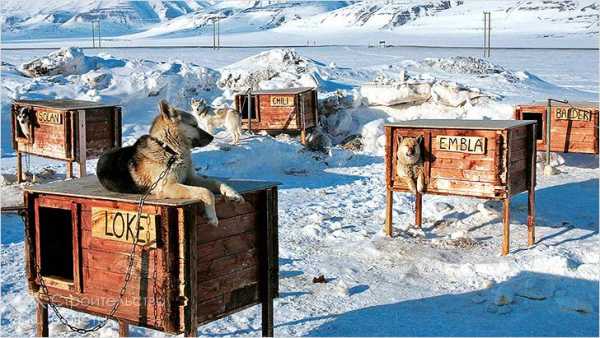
[118,320,129,337]
[385,188,393,236]
[36,302,48,337]
[16,152,23,183]
[77,110,87,178]
[415,192,423,229]
[502,198,510,256]
[528,124,536,246]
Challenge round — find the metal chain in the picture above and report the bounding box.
[19,155,177,334]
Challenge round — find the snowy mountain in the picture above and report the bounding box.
[1,0,598,46]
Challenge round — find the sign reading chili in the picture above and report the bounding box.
[269,95,294,107]
[436,135,487,154]
[91,207,157,247]
[36,110,63,125]
[555,107,592,121]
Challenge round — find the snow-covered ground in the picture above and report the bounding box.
[1,45,598,336]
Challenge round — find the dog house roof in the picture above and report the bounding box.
[516,101,599,109]
[14,99,117,110]
[24,175,279,206]
[251,87,315,95]
[385,119,535,130]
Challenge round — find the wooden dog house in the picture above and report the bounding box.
[514,101,598,154]
[384,119,537,256]
[234,87,318,143]
[23,176,278,337]
[12,99,122,182]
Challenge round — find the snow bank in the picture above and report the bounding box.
[218,48,317,92]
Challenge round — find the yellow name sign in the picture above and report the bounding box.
[437,135,487,154]
[270,95,294,107]
[91,207,157,247]
[36,111,63,125]
[555,107,592,121]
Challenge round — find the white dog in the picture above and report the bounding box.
[191,98,242,144]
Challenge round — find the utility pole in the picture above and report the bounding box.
[483,12,491,57]
[91,20,101,48]
[92,22,95,48]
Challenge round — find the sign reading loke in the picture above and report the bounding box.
[91,207,157,247]
[555,107,592,121]
[437,135,487,154]
[36,111,63,125]
[270,95,294,107]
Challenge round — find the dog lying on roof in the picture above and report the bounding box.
[97,99,244,226]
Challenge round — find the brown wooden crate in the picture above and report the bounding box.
[196,266,258,301]
[430,167,498,183]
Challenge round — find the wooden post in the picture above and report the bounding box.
[16,152,23,183]
[262,188,275,337]
[118,321,129,337]
[36,302,48,337]
[415,192,423,229]
[184,325,197,337]
[66,161,73,179]
[528,124,536,246]
[385,188,393,236]
[77,110,87,178]
[502,198,510,256]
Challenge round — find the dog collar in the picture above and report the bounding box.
[149,136,178,157]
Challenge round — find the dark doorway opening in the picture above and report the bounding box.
[522,112,544,140]
[240,96,258,120]
[39,207,73,282]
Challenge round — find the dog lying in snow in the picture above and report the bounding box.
[396,135,425,194]
[191,98,242,144]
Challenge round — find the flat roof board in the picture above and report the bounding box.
[251,87,315,95]
[24,175,280,207]
[14,99,117,110]
[384,119,536,130]
[517,101,599,110]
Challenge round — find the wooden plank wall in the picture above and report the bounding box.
[82,108,120,159]
[508,125,530,195]
[32,195,176,332]
[15,108,71,160]
[195,193,262,325]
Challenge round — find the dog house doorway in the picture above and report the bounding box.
[239,95,258,121]
[521,112,544,140]
[35,201,79,288]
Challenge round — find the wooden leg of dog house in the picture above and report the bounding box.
[528,187,536,246]
[66,161,73,179]
[36,302,48,337]
[118,321,129,337]
[384,188,393,236]
[415,192,423,229]
[502,198,511,256]
[300,129,307,145]
[78,161,87,178]
[184,324,197,337]
[16,152,23,183]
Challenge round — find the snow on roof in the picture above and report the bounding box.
[14,99,116,110]
[251,87,315,95]
[385,119,536,130]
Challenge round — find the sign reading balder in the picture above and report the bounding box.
[555,107,592,121]
[437,135,487,154]
[91,207,157,247]
[36,111,63,125]
[270,95,294,107]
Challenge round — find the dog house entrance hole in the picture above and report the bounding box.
[240,96,257,120]
[38,207,74,282]
[522,112,543,140]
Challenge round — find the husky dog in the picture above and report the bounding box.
[15,107,32,139]
[97,99,244,226]
[396,135,425,194]
[191,98,242,144]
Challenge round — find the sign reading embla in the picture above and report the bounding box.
[437,135,487,154]
[91,207,157,247]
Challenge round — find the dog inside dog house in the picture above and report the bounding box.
[234,87,318,144]
[12,99,122,182]
[384,119,537,256]
[23,175,278,337]
[514,101,599,154]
